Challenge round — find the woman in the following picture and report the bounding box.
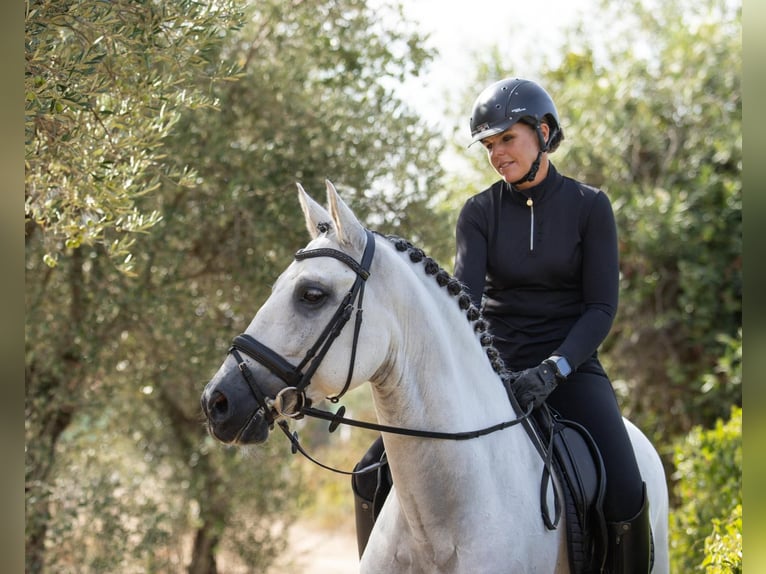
[454,77,650,573]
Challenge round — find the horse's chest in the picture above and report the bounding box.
[361,506,568,574]
[362,523,513,574]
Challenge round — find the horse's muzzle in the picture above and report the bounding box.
[201,382,271,445]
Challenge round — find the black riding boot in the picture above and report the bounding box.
[351,437,390,558]
[605,483,652,573]
[352,470,377,558]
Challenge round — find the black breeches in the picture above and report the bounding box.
[546,371,644,522]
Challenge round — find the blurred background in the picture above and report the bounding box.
[25,0,742,572]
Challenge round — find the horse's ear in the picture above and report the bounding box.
[325,180,366,251]
[297,183,332,239]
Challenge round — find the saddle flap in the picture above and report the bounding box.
[551,416,608,574]
[554,420,603,519]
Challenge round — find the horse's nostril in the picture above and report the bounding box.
[208,391,229,421]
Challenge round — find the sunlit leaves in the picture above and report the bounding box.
[670,406,742,572]
[25,0,243,269]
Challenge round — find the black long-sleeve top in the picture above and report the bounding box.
[454,163,618,373]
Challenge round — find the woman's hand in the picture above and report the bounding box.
[510,362,558,411]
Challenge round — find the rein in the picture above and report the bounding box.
[268,390,536,478]
[300,402,535,441]
[228,226,533,444]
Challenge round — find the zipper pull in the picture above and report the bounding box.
[526,198,534,251]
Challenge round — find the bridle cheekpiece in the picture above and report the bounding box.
[228,228,376,426]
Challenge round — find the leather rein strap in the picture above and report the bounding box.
[300,402,534,441]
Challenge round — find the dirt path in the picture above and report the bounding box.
[267,518,360,574]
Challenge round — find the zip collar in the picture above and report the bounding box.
[505,162,561,206]
[504,163,562,252]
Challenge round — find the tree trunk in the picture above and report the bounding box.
[156,384,230,574]
[188,525,220,574]
[25,249,86,573]
[24,375,74,574]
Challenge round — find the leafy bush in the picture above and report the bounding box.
[669,405,742,571]
[702,503,742,573]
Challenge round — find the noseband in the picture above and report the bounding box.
[228,228,376,425]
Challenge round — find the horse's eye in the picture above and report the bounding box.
[301,287,326,305]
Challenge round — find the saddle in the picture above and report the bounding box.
[530,407,608,574]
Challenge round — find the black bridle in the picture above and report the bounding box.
[228,228,377,427]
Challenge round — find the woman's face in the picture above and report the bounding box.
[481,122,549,187]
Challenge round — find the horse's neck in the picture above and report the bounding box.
[370,266,514,430]
[369,279,541,537]
[372,329,511,431]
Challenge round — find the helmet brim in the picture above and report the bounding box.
[468,118,516,147]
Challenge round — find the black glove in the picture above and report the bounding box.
[510,362,559,412]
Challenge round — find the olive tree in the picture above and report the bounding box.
[25,1,244,570]
[26,0,449,570]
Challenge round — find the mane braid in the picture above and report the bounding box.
[380,233,511,383]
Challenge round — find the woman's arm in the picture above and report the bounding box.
[454,199,489,308]
[554,190,619,367]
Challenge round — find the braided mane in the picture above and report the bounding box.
[380,233,511,384]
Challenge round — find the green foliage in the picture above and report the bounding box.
[43,396,296,573]
[447,8,742,568]
[45,426,188,572]
[449,0,741,439]
[156,0,449,275]
[669,406,742,572]
[25,2,246,568]
[565,0,741,436]
[25,0,244,272]
[26,0,448,571]
[702,503,742,573]
[546,0,742,437]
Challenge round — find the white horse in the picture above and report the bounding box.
[201,181,669,573]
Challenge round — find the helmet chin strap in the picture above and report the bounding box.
[512,150,544,185]
[511,123,549,186]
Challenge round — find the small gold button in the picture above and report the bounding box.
[526,198,533,207]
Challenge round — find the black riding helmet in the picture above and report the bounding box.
[469,78,564,183]
[469,77,563,148]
